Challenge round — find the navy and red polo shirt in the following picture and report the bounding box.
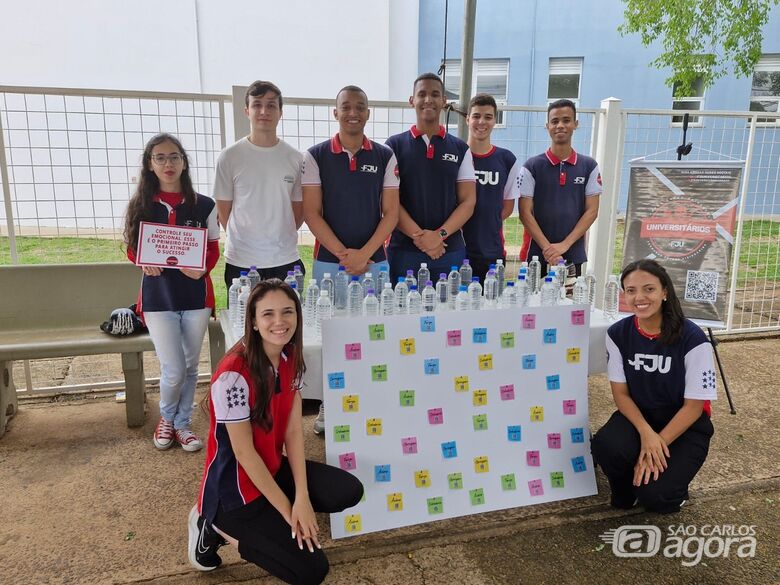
[385,125,476,252]
[302,134,398,263]
[462,145,521,262]
[518,148,601,264]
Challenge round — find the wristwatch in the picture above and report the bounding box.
[438,228,448,239]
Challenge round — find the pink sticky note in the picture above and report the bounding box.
[563,399,577,415]
[402,436,418,454]
[522,314,536,329]
[447,330,462,346]
[427,407,444,425]
[571,309,586,325]
[528,479,544,496]
[547,433,562,449]
[344,343,362,360]
[338,452,357,470]
[526,450,540,466]
[500,384,515,401]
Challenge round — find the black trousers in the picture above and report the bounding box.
[224,260,305,291]
[591,409,713,513]
[214,458,363,585]
[467,255,506,284]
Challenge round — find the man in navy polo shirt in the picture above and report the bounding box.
[385,73,476,282]
[463,93,521,281]
[518,98,601,276]
[302,86,400,283]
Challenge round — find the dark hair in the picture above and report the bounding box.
[468,93,498,116]
[245,80,283,109]
[235,279,305,431]
[336,85,367,102]
[123,133,195,254]
[413,72,445,93]
[620,259,685,345]
[547,98,577,119]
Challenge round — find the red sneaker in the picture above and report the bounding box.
[175,428,203,452]
[153,417,175,450]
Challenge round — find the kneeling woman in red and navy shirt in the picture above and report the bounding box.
[591,259,716,513]
[189,279,363,584]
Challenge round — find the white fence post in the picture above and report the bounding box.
[589,97,623,308]
[0,109,18,264]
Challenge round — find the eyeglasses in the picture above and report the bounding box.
[151,153,184,165]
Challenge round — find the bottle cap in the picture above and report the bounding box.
[472,277,479,282]
[367,288,375,294]
[426,280,433,286]
[410,285,418,291]
[323,272,331,278]
[351,276,359,281]
[459,285,467,291]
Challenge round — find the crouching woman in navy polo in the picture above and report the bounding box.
[188,279,363,584]
[591,259,716,513]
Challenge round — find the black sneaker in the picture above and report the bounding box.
[188,505,226,571]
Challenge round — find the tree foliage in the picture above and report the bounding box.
[619,0,779,97]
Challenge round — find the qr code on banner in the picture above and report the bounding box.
[685,270,719,302]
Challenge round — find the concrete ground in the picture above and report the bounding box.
[0,335,778,585]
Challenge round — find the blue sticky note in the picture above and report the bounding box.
[522,354,537,370]
[570,427,585,443]
[472,328,487,343]
[424,358,440,375]
[374,464,391,482]
[441,441,458,459]
[546,374,560,391]
[507,425,522,442]
[420,316,436,332]
[571,456,587,473]
[327,372,345,390]
[543,328,557,344]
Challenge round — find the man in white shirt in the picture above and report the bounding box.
[214,80,305,288]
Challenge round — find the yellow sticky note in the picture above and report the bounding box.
[530,405,545,422]
[414,469,431,488]
[342,394,359,413]
[567,347,581,363]
[386,492,404,512]
[478,353,493,370]
[454,375,469,392]
[366,418,383,436]
[344,514,362,533]
[472,389,488,406]
[474,455,490,473]
[400,337,416,355]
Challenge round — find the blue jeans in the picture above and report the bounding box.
[387,247,466,284]
[143,308,211,429]
[312,259,390,286]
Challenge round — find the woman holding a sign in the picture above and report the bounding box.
[591,259,716,513]
[124,133,220,452]
[188,279,363,582]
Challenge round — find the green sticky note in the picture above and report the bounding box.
[369,323,386,341]
[333,425,350,442]
[448,472,463,490]
[500,332,515,348]
[427,496,444,515]
[551,471,565,488]
[371,364,388,381]
[473,413,488,431]
[501,473,517,491]
[469,488,485,506]
[399,389,415,407]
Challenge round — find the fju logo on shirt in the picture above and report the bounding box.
[360,164,378,173]
[475,170,500,186]
[442,153,459,163]
[628,353,671,373]
[573,176,586,184]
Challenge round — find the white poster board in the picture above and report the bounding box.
[136,221,207,270]
[322,305,598,538]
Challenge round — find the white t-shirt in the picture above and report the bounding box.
[213,137,303,268]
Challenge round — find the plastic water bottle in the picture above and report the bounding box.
[289,282,300,301]
[304,279,319,327]
[585,271,597,309]
[495,259,505,294]
[320,272,334,303]
[604,274,620,320]
[516,274,530,307]
[520,261,528,271]
[334,266,349,311]
[573,276,588,306]
[417,263,430,289]
[236,284,250,336]
[502,280,518,308]
[528,255,542,294]
[405,269,417,289]
[422,280,437,313]
[484,269,499,307]
[436,273,449,308]
[238,270,250,291]
[455,285,470,311]
[447,266,461,309]
[247,266,260,290]
[347,276,363,317]
[468,277,482,310]
[362,288,379,316]
[540,275,557,306]
[394,276,409,314]
[380,282,395,316]
[315,290,332,341]
[407,285,422,314]
[377,269,389,292]
[293,264,304,296]
[228,278,241,323]
[361,272,374,299]
[284,270,297,289]
[459,259,473,284]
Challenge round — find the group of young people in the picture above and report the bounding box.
[121,73,716,584]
